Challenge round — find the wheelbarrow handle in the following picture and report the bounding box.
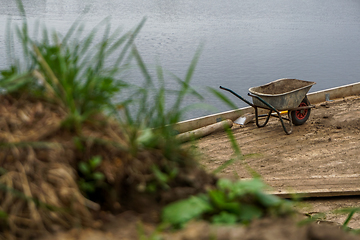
[248,93,277,113]
[219,86,254,107]
[220,86,293,134]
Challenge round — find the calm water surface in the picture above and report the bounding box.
[1,0,360,119]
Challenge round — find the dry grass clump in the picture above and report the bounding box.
[0,94,93,239]
[0,93,215,240]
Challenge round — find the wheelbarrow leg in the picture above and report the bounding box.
[254,107,272,128]
[249,93,293,135]
[278,111,293,135]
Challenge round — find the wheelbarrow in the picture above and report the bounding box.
[220,78,316,134]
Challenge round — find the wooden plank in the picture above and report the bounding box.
[263,174,360,198]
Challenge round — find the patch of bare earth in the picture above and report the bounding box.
[3,93,360,240]
[196,95,360,229]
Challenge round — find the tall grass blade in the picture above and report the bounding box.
[32,45,64,98]
[212,128,260,178]
[132,45,153,85]
[171,73,204,100]
[184,43,204,84]
[62,15,84,46]
[207,87,238,109]
[172,44,203,112]
[5,18,16,66]
[33,19,40,41]
[42,23,50,46]
[104,28,128,56]
[0,73,31,93]
[114,17,146,67]
[15,0,26,17]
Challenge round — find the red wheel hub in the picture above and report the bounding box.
[295,102,308,120]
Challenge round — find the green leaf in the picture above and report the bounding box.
[0,168,7,175]
[73,137,84,151]
[92,172,105,181]
[137,128,155,147]
[89,156,102,169]
[298,212,326,226]
[216,178,233,191]
[78,162,90,175]
[239,204,263,222]
[152,166,168,183]
[0,211,8,219]
[208,189,241,214]
[168,168,178,179]
[0,65,17,78]
[212,211,238,224]
[146,182,157,193]
[209,189,227,206]
[229,179,266,198]
[162,195,212,227]
[80,181,95,193]
[255,192,282,207]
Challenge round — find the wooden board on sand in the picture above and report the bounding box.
[265,174,360,198]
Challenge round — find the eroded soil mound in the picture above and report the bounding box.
[0,93,215,239]
[2,93,359,240]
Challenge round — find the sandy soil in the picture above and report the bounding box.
[40,96,360,240]
[195,95,360,228]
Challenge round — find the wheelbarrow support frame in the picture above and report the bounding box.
[219,86,313,134]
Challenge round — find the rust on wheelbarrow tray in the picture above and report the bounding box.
[249,78,316,111]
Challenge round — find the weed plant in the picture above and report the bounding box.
[0,0,209,204]
[123,44,207,159]
[161,119,293,228]
[2,0,207,154]
[1,0,145,134]
[162,177,293,228]
[335,207,360,233]
[78,156,106,197]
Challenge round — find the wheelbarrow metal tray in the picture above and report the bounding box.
[249,78,316,111]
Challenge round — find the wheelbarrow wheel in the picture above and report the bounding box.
[291,96,311,126]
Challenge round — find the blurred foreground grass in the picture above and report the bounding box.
[0,1,358,240]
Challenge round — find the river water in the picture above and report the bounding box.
[1,0,360,120]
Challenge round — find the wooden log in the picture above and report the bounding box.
[176,119,233,143]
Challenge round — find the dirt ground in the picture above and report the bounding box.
[40,95,360,240]
[195,95,360,229]
[43,212,360,240]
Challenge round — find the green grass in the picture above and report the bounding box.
[0,0,210,209]
[2,1,146,133]
[2,0,209,153]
